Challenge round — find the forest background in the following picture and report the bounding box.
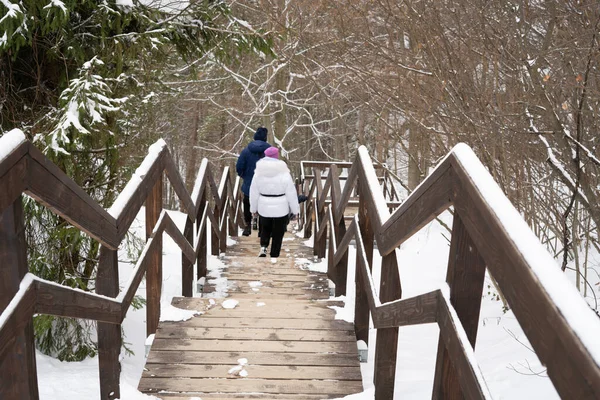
[1,0,599,364]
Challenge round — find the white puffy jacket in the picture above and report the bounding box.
[249,158,300,218]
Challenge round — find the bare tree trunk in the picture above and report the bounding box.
[407,125,420,190]
[185,101,201,191]
[274,66,286,144]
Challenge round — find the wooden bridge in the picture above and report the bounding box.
[1,130,600,399]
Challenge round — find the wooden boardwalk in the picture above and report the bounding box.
[139,233,363,399]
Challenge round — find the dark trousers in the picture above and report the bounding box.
[259,215,288,257]
[243,194,252,227]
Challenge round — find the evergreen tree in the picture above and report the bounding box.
[0,0,272,361]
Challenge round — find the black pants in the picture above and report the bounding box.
[259,215,287,257]
[243,194,252,227]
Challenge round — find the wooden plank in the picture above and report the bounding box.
[333,218,356,267]
[302,161,355,169]
[114,149,165,239]
[155,395,337,399]
[355,184,375,344]
[182,217,194,297]
[374,252,401,399]
[196,195,208,279]
[210,291,329,300]
[119,235,158,311]
[372,290,438,329]
[182,308,335,320]
[172,297,334,309]
[146,350,360,367]
[377,164,453,256]
[35,280,121,324]
[223,268,307,276]
[161,317,352,330]
[146,177,163,336]
[163,211,194,263]
[163,149,195,220]
[156,395,334,399]
[315,209,328,259]
[437,294,490,400]
[96,246,121,400]
[356,150,391,232]
[151,338,357,354]
[433,213,486,400]
[191,159,209,214]
[139,377,363,395]
[220,273,317,282]
[0,139,28,179]
[333,161,358,224]
[0,279,36,363]
[155,326,356,342]
[214,285,329,296]
[0,197,39,400]
[225,280,329,290]
[451,154,600,399]
[0,156,27,214]
[27,147,120,249]
[142,364,362,380]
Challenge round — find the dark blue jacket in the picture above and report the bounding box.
[236,140,271,195]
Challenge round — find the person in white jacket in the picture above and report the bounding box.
[249,147,300,261]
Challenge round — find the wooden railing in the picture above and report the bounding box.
[0,131,243,400]
[303,145,600,399]
[298,160,400,240]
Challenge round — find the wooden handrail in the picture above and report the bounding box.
[303,144,600,399]
[0,131,244,400]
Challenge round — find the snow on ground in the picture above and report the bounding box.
[37,208,212,399]
[327,210,599,399]
[222,299,239,309]
[35,205,600,399]
[295,256,327,273]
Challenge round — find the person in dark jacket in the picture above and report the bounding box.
[236,127,271,236]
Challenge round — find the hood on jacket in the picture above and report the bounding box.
[254,157,289,178]
[247,140,271,154]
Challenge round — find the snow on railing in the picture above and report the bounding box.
[452,143,600,365]
[312,141,600,399]
[0,129,27,163]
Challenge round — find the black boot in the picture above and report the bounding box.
[242,225,251,236]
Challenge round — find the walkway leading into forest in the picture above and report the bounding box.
[138,233,364,399]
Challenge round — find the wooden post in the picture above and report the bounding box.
[146,177,163,336]
[304,198,313,239]
[327,222,335,282]
[374,252,402,399]
[181,218,194,297]
[0,197,39,400]
[211,201,220,256]
[354,180,374,343]
[315,221,327,259]
[228,196,237,238]
[219,199,227,255]
[330,165,348,296]
[432,213,486,400]
[333,215,348,297]
[97,246,120,400]
[197,192,207,280]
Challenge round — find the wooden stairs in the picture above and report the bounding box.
[138,233,364,399]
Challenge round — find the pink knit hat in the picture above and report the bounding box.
[264,147,279,159]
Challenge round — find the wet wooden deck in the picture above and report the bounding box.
[139,233,363,399]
